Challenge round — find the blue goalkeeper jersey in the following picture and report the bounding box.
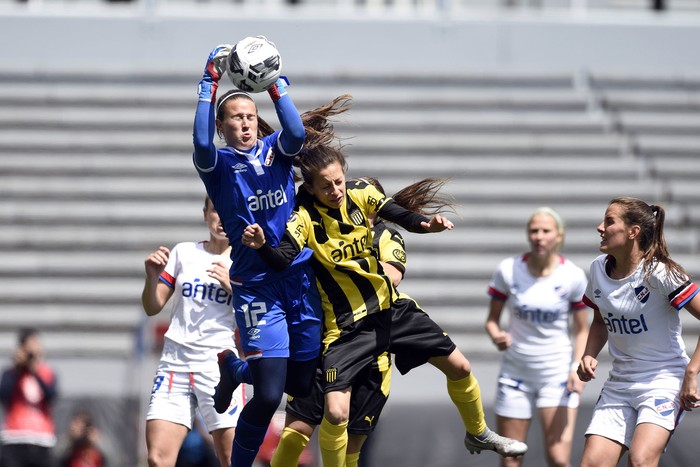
[195,132,310,284]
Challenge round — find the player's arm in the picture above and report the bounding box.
[242,224,300,271]
[485,298,510,351]
[377,200,430,233]
[377,199,453,233]
[568,304,590,393]
[380,262,403,288]
[577,300,608,382]
[193,45,231,170]
[141,246,175,316]
[268,77,305,156]
[681,293,700,410]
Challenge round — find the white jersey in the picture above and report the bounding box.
[488,254,588,382]
[584,254,699,382]
[158,241,237,372]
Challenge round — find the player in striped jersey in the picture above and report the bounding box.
[577,197,700,467]
[193,45,322,467]
[141,196,244,467]
[486,207,589,467]
[268,176,450,467]
[241,102,528,464]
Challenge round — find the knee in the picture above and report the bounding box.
[444,360,471,381]
[247,383,285,423]
[545,455,569,467]
[545,443,571,467]
[324,402,349,425]
[628,449,658,467]
[252,386,285,415]
[433,349,472,381]
[147,450,174,467]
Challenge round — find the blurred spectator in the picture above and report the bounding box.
[57,408,107,467]
[0,328,59,467]
[175,415,218,467]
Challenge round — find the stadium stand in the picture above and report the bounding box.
[2,69,699,361]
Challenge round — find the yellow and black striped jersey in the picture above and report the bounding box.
[288,179,396,339]
[372,219,407,277]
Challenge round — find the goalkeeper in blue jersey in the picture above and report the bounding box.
[192,44,323,467]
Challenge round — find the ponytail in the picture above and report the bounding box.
[609,197,687,280]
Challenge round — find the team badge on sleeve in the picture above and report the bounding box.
[393,249,406,263]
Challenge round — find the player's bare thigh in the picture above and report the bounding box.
[627,422,671,467]
[580,434,625,467]
[146,419,189,467]
[539,406,576,467]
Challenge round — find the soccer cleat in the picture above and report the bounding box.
[464,427,528,457]
[213,349,244,414]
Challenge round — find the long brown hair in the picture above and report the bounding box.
[609,196,687,280]
[359,176,455,216]
[295,95,455,216]
[295,94,353,185]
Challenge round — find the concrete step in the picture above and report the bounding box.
[0,153,641,180]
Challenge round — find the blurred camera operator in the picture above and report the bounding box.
[0,328,59,467]
[57,408,106,467]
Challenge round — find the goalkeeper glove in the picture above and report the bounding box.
[267,76,290,103]
[198,44,232,103]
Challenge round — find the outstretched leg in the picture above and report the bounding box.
[430,348,528,458]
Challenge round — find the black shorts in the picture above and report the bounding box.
[323,296,455,393]
[286,353,392,435]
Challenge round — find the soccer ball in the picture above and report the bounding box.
[227,36,282,93]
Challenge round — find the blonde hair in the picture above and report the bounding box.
[528,206,565,250]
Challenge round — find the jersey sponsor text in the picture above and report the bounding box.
[603,312,649,334]
[247,184,288,212]
[331,236,369,263]
[182,278,232,306]
[514,305,559,323]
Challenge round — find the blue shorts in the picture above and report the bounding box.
[233,262,322,362]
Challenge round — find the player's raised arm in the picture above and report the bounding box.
[193,44,231,170]
[267,77,305,156]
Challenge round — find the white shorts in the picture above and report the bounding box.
[585,378,684,447]
[494,374,580,419]
[146,368,245,432]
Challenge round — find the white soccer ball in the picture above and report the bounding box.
[226,36,282,93]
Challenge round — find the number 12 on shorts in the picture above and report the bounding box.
[242,302,268,328]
